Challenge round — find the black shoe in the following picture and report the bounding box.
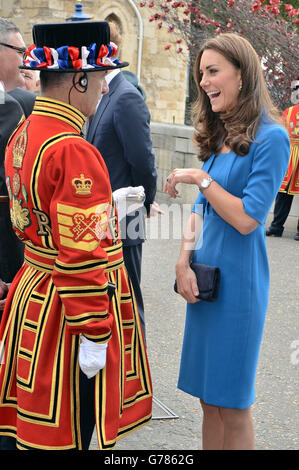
[294,232,299,241]
[266,228,282,237]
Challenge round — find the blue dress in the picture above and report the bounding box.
[177,117,290,409]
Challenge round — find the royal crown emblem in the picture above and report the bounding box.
[72,173,93,195]
[13,122,29,169]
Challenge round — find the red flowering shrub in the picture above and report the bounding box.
[139,0,299,111]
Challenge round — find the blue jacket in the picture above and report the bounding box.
[87,72,157,246]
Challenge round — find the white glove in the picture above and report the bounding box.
[113,186,145,220]
[113,186,145,203]
[79,336,108,379]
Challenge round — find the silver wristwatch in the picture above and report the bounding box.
[199,176,213,191]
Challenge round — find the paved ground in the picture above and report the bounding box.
[90,207,299,451]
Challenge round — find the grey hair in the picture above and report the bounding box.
[39,71,72,92]
[0,18,20,44]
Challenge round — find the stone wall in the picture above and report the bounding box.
[88,1,189,125]
[0,0,189,124]
[150,122,201,205]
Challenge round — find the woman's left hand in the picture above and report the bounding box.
[164,168,208,198]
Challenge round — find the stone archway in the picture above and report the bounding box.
[94,2,139,77]
[104,12,124,60]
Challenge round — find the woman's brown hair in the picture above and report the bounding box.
[192,33,281,161]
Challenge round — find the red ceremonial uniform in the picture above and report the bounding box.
[279,103,299,195]
[0,97,152,450]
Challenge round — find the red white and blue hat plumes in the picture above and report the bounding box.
[24,42,122,71]
[20,21,129,72]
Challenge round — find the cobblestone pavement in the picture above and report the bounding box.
[90,209,299,451]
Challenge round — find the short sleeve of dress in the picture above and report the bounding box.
[192,191,206,216]
[242,124,290,225]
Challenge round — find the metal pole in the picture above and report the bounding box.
[152,396,179,420]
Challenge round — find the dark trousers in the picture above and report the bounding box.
[0,436,17,450]
[0,202,24,283]
[269,192,299,235]
[79,370,96,450]
[122,244,145,341]
[0,203,25,325]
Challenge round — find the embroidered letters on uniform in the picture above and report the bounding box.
[33,208,52,236]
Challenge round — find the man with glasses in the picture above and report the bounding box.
[0,18,36,115]
[0,19,27,91]
[0,18,35,330]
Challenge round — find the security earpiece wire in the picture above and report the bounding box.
[68,72,88,105]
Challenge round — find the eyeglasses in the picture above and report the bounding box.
[0,42,27,60]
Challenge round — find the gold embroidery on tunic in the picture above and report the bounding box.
[10,196,31,232]
[12,172,21,196]
[13,121,29,169]
[57,202,109,251]
[72,173,93,195]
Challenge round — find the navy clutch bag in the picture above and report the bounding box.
[174,263,221,302]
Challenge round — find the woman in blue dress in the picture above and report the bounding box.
[164,33,290,449]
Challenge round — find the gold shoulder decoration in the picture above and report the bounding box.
[13,121,29,169]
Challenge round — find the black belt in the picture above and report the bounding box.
[0,196,9,203]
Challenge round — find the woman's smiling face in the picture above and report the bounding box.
[199,48,242,113]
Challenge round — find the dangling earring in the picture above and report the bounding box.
[239,84,242,91]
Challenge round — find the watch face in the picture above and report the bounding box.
[201,178,210,188]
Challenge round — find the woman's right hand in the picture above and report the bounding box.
[175,263,200,304]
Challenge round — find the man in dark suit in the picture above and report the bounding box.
[8,87,37,117]
[87,24,157,340]
[0,93,24,285]
[0,18,35,320]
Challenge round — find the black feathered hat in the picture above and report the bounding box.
[21,21,128,72]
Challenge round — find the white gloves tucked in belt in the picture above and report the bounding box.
[79,336,108,379]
